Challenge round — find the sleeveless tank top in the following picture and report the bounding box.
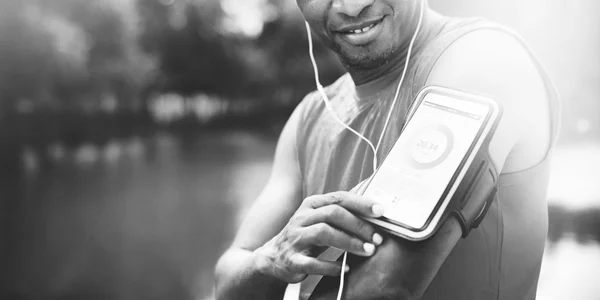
[292,18,561,300]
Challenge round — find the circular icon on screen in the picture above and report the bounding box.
[407,125,454,169]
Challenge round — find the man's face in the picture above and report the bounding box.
[297,0,423,70]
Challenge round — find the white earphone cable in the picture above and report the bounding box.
[374,0,426,157]
[304,2,425,299]
[305,24,379,171]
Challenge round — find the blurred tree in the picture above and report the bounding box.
[135,0,343,104]
[46,0,156,110]
[0,0,159,165]
[0,0,156,111]
[137,0,247,98]
[0,2,73,111]
[256,7,344,105]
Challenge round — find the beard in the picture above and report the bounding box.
[331,40,397,70]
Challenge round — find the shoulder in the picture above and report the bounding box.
[285,72,354,149]
[427,22,550,123]
[298,73,354,110]
[427,24,546,108]
[426,25,551,172]
[295,73,354,124]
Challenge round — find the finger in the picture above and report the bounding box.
[307,205,382,245]
[302,191,385,218]
[292,254,344,277]
[302,223,376,257]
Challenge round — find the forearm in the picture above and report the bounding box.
[310,217,462,300]
[214,247,287,300]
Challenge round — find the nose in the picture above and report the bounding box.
[331,0,375,18]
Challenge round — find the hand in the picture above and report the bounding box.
[254,191,385,283]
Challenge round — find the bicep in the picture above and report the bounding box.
[232,105,305,251]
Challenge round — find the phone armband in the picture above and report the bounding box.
[444,118,500,238]
[360,86,503,241]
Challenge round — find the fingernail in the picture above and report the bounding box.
[344,265,350,273]
[363,243,375,255]
[372,204,385,216]
[372,233,383,246]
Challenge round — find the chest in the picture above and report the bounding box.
[300,97,412,197]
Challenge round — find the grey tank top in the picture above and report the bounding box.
[294,18,561,300]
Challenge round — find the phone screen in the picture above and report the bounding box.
[364,92,492,229]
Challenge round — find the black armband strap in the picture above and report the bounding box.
[440,98,501,238]
[447,151,499,238]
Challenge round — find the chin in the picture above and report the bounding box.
[330,37,396,70]
[339,47,395,70]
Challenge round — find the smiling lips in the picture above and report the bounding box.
[335,18,385,46]
[346,23,377,34]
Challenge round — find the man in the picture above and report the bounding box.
[215,0,559,299]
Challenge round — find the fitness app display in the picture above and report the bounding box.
[364,93,491,229]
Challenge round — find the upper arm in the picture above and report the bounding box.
[231,102,305,251]
[426,29,549,173]
[311,30,549,300]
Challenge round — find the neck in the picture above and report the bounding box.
[348,9,443,86]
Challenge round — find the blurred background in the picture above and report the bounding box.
[0,0,598,299]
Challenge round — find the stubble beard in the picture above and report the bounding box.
[331,41,397,71]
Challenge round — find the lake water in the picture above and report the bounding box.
[0,131,597,300]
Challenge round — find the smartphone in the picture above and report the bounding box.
[361,86,502,241]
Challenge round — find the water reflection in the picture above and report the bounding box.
[0,131,275,300]
[538,239,600,300]
[0,131,597,300]
[548,205,600,244]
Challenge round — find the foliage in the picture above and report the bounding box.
[135,0,343,102]
[137,0,246,97]
[0,0,156,112]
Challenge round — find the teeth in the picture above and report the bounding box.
[348,24,374,34]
